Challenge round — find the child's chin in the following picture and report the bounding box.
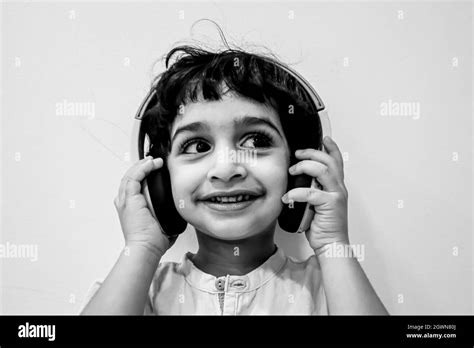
[207,230,258,241]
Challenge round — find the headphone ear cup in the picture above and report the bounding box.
[278,170,313,233]
[277,105,324,233]
[145,161,187,237]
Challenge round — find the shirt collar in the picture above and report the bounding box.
[178,246,287,293]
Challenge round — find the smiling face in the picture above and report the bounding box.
[166,91,291,241]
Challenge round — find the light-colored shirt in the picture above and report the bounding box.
[81,246,328,315]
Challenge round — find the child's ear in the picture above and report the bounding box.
[284,141,292,167]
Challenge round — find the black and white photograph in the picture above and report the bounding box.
[0,0,472,345]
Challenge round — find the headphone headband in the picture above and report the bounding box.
[135,57,326,120]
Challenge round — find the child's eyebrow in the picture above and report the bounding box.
[171,115,282,145]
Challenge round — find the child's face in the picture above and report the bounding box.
[167,92,290,241]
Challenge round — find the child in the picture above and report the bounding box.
[80,45,388,315]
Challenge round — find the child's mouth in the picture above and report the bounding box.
[201,195,261,212]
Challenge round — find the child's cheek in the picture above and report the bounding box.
[167,151,288,215]
[255,154,289,198]
[168,163,200,212]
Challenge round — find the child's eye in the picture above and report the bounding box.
[179,138,211,154]
[177,131,274,155]
[241,131,273,149]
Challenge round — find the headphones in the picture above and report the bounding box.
[131,58,331,238]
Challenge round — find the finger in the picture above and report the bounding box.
[119,157,163,202]
[133,157,163,182]
[282,187,327,207]
[118,157,152,202]
[322,136,344,178]
[295,144,344,181]
[289,160,340,192]
[124,157,163,196]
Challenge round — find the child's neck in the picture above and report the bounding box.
[191,223,277,278]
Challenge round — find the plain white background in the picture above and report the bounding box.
[1,0,472,314]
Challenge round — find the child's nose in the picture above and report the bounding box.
[206,147,249,182]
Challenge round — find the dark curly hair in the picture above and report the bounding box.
[142,45,322,163]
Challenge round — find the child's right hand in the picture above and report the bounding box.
[114,156,174,258]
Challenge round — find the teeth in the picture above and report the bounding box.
[209,195,253,203]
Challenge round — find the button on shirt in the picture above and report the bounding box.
[81,247,328,315]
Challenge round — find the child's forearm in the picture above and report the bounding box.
[317,244,389,315]
[80,244,162,315]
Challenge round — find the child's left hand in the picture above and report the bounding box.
[282,136,349,253]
